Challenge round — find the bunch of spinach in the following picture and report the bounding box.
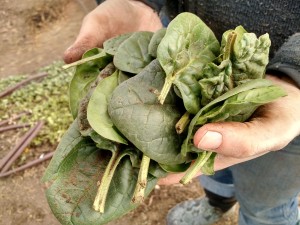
[43,12,286,225]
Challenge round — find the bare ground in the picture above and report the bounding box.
[0,1,239,225]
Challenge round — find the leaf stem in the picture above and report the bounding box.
[158,77,174,105]
[131,154,151,204]
[223,32,237,61]
[175,111,190,134]
[93,148,120,213]
[63,53,104,69]
[180,151,213,185]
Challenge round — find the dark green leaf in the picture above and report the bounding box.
[42,120,83,182]
[109,60,186,165]
[45,144,157,225]
[159,162,191,173]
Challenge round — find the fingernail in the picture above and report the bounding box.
[197,131,222,150]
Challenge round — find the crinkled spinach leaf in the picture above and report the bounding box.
[221,26,271,84]
[157,12,220,114]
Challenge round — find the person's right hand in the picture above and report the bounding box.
[63,0,163,64]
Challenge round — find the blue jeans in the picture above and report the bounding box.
[199,135,300,225]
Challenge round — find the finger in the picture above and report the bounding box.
[63,12,107,64]
[213,150,267,171]
[193,114,292,158]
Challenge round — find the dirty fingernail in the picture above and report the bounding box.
[197,131,222,150]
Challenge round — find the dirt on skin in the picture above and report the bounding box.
[0,0,259,224]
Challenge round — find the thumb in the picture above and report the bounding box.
[63,13,108,64]
[193,115,290,158]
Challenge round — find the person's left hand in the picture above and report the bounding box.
[158,75,300,185]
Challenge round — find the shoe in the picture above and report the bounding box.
[166,197,229,225]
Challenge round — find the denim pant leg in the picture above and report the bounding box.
[231,136,300,225]
[199,136,300,225]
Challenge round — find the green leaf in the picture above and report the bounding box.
[117,70,131,84]
[87,70,128,144]
[148,161,168,178]
[103,33,133,55]
[148,28,166,58]
[198,60,233,105]
[90,131,119,152]
[45,143,158,225]
[221,26,271,83]
[157,12,220,113]
[77,63,116,136]
[42,120,83,182]
[159,162,191,173]
[181,79,283,155]
[200,152,216,175]
[109,60,186,165]
[69,48,112,118]
[113,31,154,74]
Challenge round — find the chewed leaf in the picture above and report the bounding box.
[87,70,127,144]
[114,31,154,74]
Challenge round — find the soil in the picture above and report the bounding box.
[0,0,241,224]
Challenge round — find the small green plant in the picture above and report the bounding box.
[0,61,73,146]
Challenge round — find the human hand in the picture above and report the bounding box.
[63,0,162,64]
[158,75,300,185]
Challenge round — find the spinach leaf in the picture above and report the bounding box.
[159,162,191,173]
[117,70,131,84]
[77,63,116,136]
[198,26,271,106]
[42,120,83,182]
[180,79,286,183]
[87,70,128,144]
[103,33,133,56]
[148,28,166,58]
[198,60,233,106]
[221,26,271,84]
[69,48,112,118]
[113,31,154,74]
[157,12,220,114]
[45,143,158,225]
[108,60,186,165]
